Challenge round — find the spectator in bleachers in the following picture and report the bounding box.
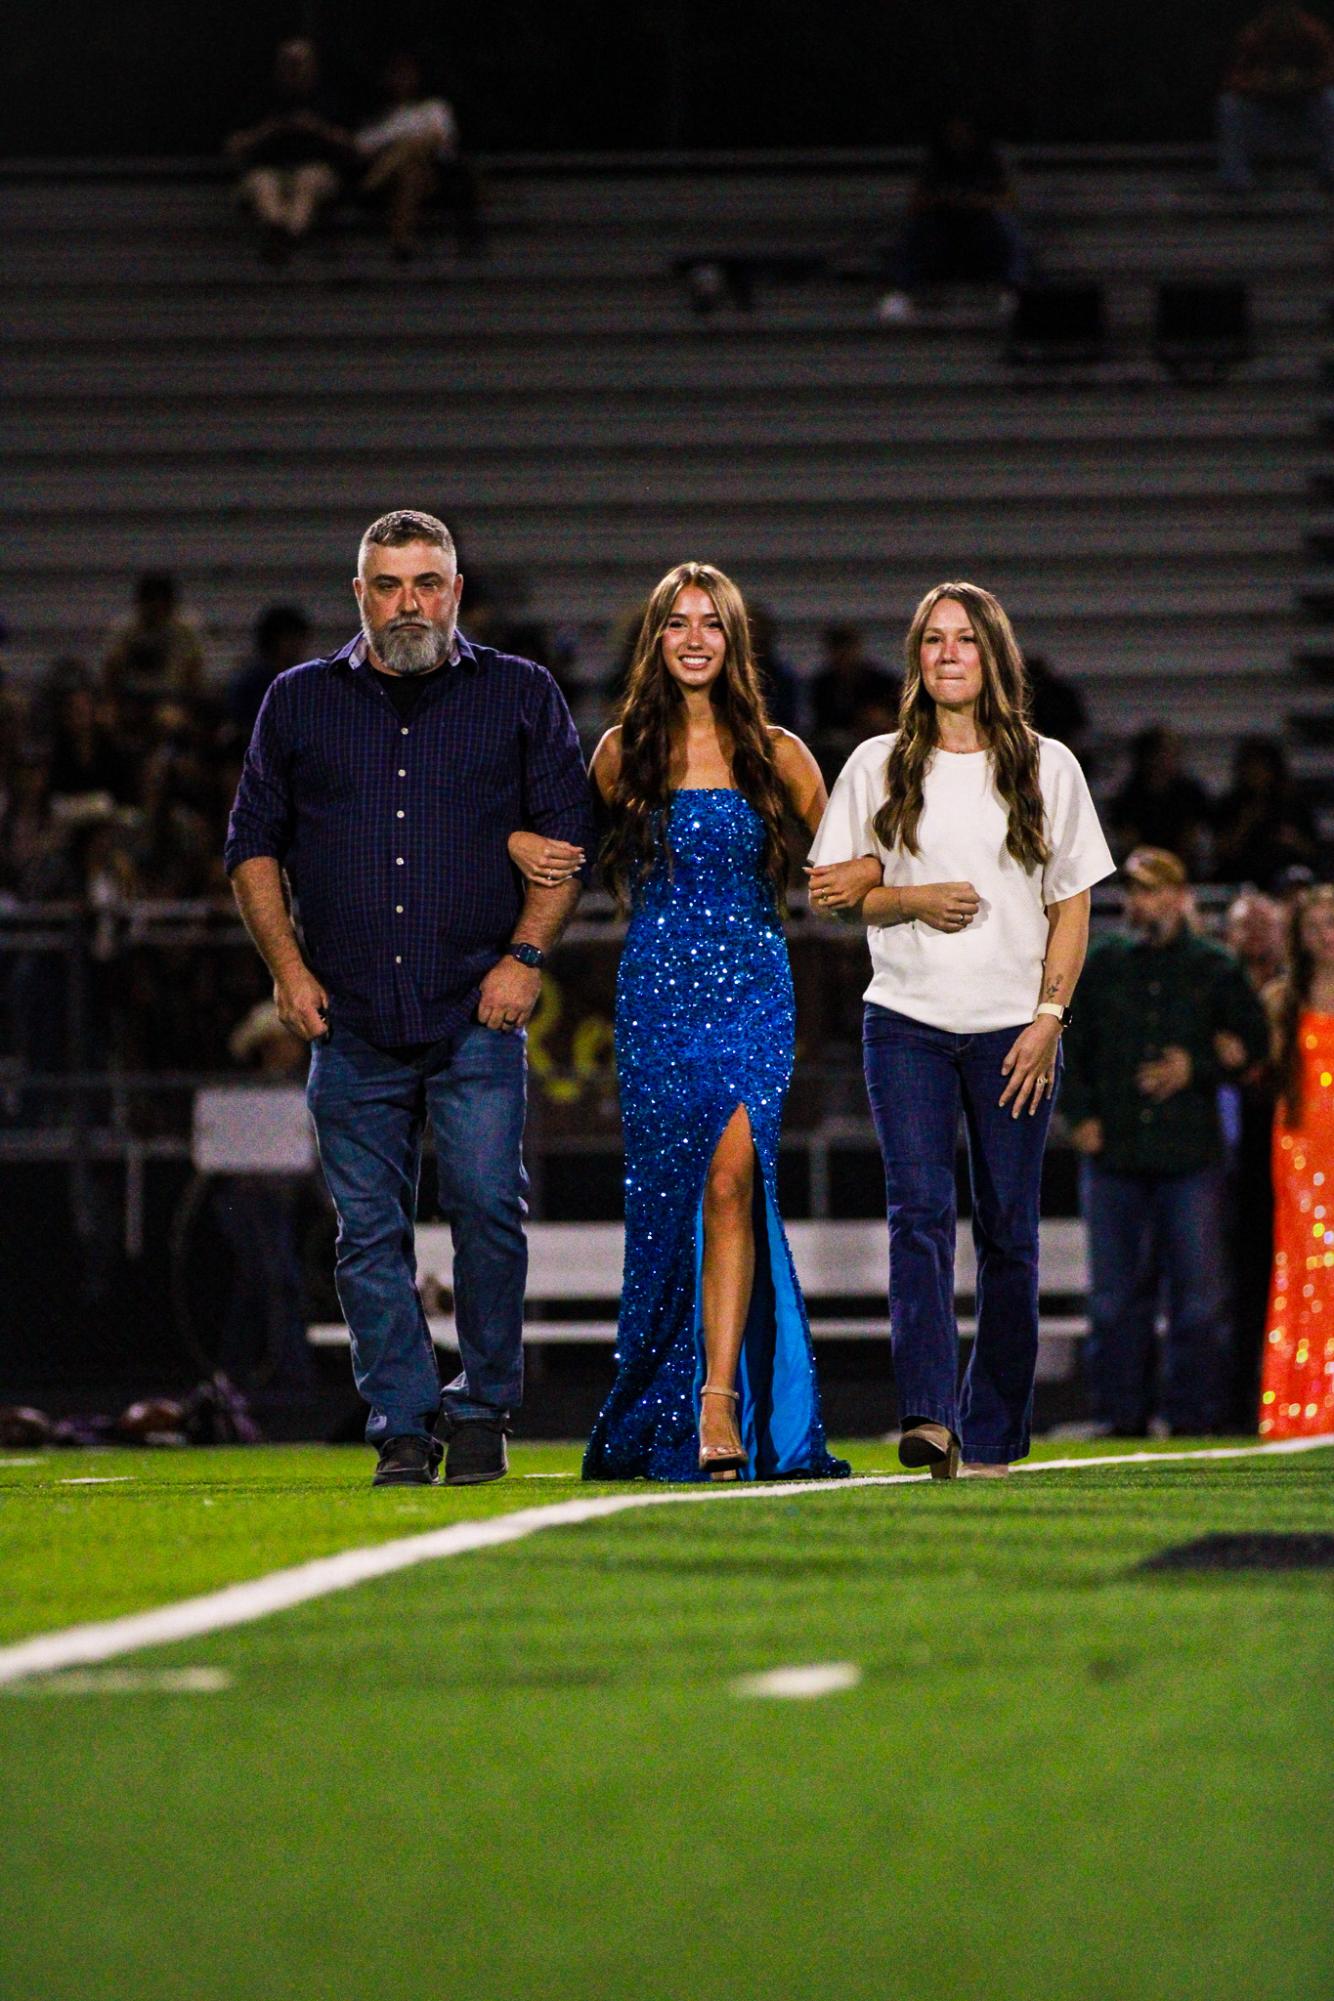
[46,674,136,809]
[1225,886,1288,991]
[130,715,219,902]
[103,572,205,706]
[1062,846,1269,1436]
[0,680,22,834]
[1106,726,1213,878]
[1220,888,1286,1429]
[809,623,900,782]
[224,37,355,262]
[1274,861,1318,913]
[1218,3,1334,194]
[226,605,312,743]
[877,115,1030,324]
[354,51,483,260]
[749,601,801,732]
[0,753,68,900]
[1212,734,1318,890]
[1024,653,1092,766]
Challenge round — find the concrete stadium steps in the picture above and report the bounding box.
[0,453,1308,507]
[2,159,1325,236]
[0,593,1294,666]
[4,284,1327,345]
[0,150,1326,776]
[2,396,1315,458]
[2,162,1324,302]
[7,340,1319,401]
[0,512,1306,569]
[0,555,1299,613]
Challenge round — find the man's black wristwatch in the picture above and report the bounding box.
[508,942,546,971]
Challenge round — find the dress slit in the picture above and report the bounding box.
[687,1099,825,1479]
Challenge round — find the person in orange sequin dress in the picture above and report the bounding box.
[1260,884,1334,1437]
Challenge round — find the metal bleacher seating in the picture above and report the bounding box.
[1,145,1329,790]
[306,1218,1089,1383]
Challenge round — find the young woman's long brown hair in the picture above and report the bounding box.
[1273,884,1334,1124]
[872,580,1050,871]
[601,561,791,907]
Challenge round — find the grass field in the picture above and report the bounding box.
[2,1438,1332,2001]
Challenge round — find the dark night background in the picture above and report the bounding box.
[5,0,1297,157]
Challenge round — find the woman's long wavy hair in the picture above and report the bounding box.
[872,581,1050,872]
[1274,884,1334,1124]
[600,562,790,908]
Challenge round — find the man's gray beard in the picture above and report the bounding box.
[366,615,454,677]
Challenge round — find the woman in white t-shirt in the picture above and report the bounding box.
[807,581,1114,1478]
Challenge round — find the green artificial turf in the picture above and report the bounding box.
[1,1441,1331,2001]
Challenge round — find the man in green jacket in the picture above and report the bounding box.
[1062,847,1270,1435]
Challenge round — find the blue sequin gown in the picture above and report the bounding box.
[583,790,849,1482]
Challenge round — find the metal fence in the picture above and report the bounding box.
[0,883,1238,1253]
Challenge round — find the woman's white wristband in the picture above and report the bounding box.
[1033,1002,1067,1026]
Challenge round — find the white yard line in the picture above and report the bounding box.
[8,1668,231,1696]
[734,1662,862,1700]
[1,1435,1329,1688]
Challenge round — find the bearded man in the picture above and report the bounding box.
[225,510,592,1486]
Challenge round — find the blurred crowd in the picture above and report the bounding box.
[0,570,1326,1077]
[223,35,483,264]
[871,6,1333,324]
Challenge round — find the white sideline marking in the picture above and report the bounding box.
[1,1435,1330,1689]
[9,1668,231,1696]
[59,1476,134,1486]
[734,1662,861,1700]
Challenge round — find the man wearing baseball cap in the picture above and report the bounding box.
[1061,847,1269,1435]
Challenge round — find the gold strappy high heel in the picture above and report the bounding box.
[699,1384,748,1479]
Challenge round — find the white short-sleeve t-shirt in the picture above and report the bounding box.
[808,733,1115,1033]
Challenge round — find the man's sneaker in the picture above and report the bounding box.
[444,1420,509,1486]
[372,1435,444,1487]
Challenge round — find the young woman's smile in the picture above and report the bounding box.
[661,585,727,691]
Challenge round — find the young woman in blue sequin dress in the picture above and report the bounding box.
[510,563,864,1481]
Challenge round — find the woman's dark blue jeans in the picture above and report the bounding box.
[863,1003,1059,1464]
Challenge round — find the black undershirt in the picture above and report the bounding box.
[370,660,448,718]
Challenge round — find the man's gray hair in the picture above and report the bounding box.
[358,510,456,574]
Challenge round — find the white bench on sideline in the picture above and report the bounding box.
[307,1218,1089,1380]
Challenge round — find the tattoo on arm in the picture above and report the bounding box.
[1043,974,1065,1001]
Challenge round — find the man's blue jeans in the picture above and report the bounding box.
[1079,1160,1229,1435]
[863,1004,1058,1465]
[306,1017,528,1444]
